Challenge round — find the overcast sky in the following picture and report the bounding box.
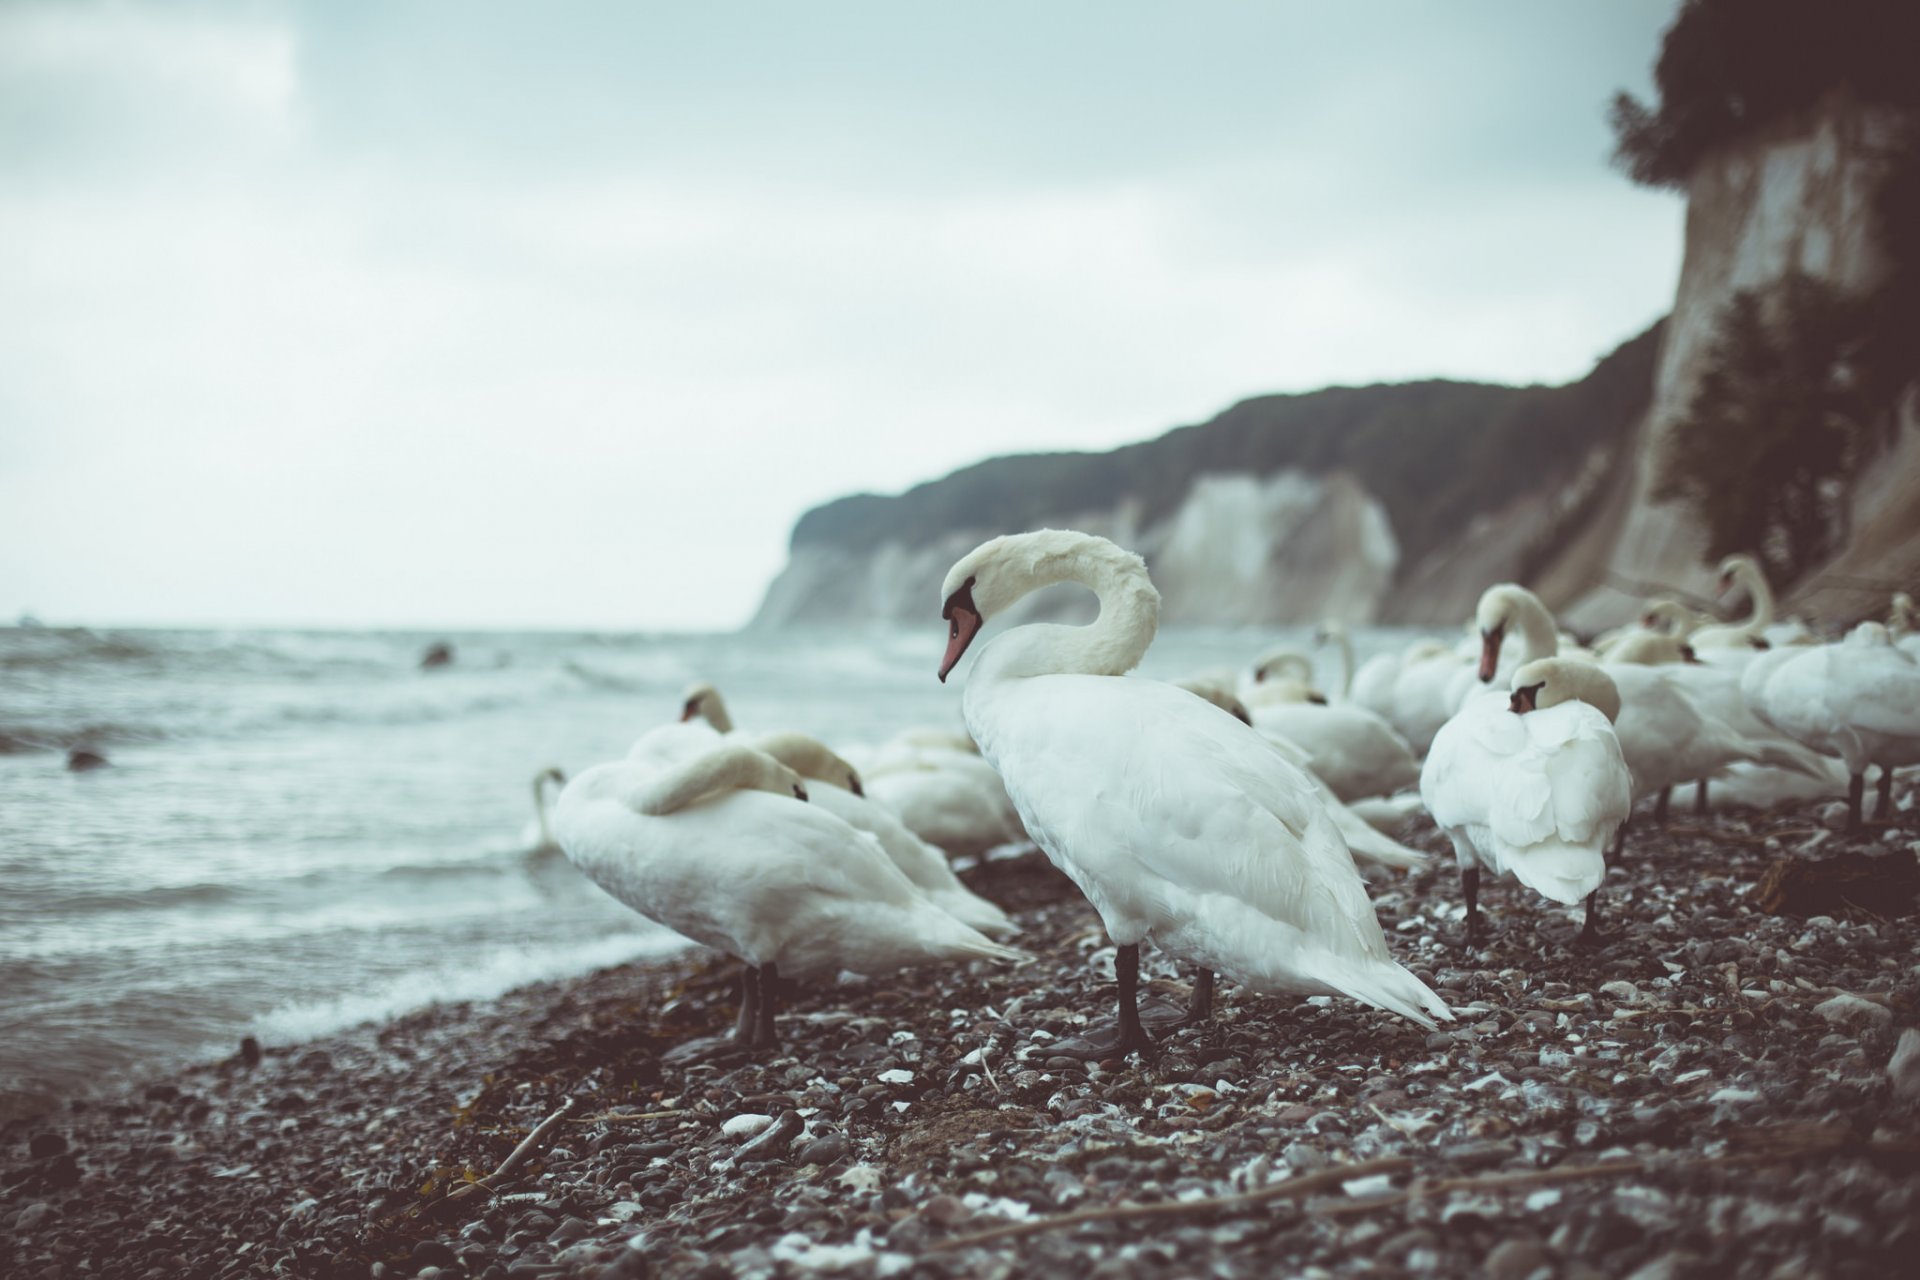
[0,0,1682,631]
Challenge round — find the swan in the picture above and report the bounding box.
[1422,659,1631,948]
[860,736,1027,859]
[1741,623,1920,831]
[526,766,567,851]
[936,529,1450,1058]
[1175,679,1428,873]
[747,731,1018,938]
[1889,593,1920,659]
[1242,647,1325,707]
[555,741,1024,1052]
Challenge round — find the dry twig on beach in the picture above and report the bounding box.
[442,1095,579,1202]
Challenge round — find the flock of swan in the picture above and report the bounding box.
[534,530,1919,1061]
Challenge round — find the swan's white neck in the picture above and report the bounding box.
[973,539,1161,683]
[1321,627,1355,695]
[1727,562,1774,635]
[630,744,790,816]
[1508,592,1560,665]
[533,775,556,846]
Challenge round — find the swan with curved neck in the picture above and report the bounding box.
[680,682,735,732]
[938,529,1449,1059]
[1315,622,1355,698]
[1476,584,1561,682]
[531,766,567,849]
[1694,554,1773,649]
[556,741,1023,1053]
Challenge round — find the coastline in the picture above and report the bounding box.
[3,811,1915,1279]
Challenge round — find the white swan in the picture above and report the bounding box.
[937,529,1450,1058]
[1741,623,1920,830]
[860,736,1027,859]
[1242,647,1325,707]
[555,742,1024,1051]
[748,731,1019,938]
[526,765,567,852]
[1422,659,1631,948]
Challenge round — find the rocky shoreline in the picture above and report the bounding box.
[5,805,1917,1280]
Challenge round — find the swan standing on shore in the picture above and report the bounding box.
[1742,623,1920,830]
[1422,659,1631,948]
[527,766,567,852]
[556,742,1024,1052]
[936,529,1450,1058]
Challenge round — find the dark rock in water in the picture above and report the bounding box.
[238,1036,263,1067]
[65,748,108,772]
[28,1133,67,1160]
[420,641,455,670]
[1754,852,1918,917]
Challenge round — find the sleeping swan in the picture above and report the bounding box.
[555,741,1024,1053]
[937,529,1450,1059]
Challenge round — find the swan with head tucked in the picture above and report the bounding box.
[1242,647,1326,707]
[1247,699,1421,803]
[937,529,1450,1058]
[556,741,1024,1053]
[858,735,1027,859]
[1422,659,1631,948]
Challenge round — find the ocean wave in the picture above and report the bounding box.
[248,930,686,1045]
[0,629,165,673]
[0,721,167,755]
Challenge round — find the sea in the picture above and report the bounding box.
[0,622,1426,1121]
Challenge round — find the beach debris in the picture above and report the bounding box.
[65,748,108,771]
[442,1094,578,1203]
[1753,851,1919,917]
[420,641,455,670]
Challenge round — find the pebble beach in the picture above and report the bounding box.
[4,801,1916,1280]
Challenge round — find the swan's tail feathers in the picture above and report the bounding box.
[1743,737,1834,780]
[1333,959,1455,1030]
[1346,790,1426,833]
[1333,814,1429,872]
[1504,838,1607,905]
[923,911,1032,966]
[934,889,1023,939]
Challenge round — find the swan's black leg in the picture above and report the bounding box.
[1654,787,1671,825]
[1694,778,1709,815]
[1048,944,1157,1060]
[1188,969,1215,1023]
[1461,866,1485,948]
[1874,767,1893,823]
[1848,772,1865,834]
[1575,888,1605,949]
[1605,821,1627,869]
[752,961,780,1050]
[733,966,760,1044]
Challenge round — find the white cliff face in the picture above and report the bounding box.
[1579,90,1905,625]
[753,469,1400,627]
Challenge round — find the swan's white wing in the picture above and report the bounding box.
[626,720,724,767]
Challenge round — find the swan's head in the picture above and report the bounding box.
[1716,553,1758,596]
[937,529,1155,681]
[1846,621,1892,647]
[1508,658,1620,723]
[750,731,863,796]
[1474,583,1532,682]
[535,765,566,790]
[679,682,733,732]
[1173,676,1253,725]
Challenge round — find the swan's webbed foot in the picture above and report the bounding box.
[1049,943,1157,1062]
[1140,969,1215,1031]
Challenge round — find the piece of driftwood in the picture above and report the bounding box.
[443,1096,578,1202]
[1753,851,1918,917]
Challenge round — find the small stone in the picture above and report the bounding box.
[877,1069,915,1085]
[28,1133,67,1160]
[239,1036,264,1067]
[795,1133,849,1167]
[734,1110,803,1163]
[14,1202,54,1231]
[1485,1238,1553,1280]
[721,1113,774,1139]
[548,1217,591,1247]
[1888,1028,1920,1102]
[412,1240,459,1269]
[1814,995,1891,1028]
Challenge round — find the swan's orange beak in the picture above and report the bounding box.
[679,699,698,722]
[1478,626,1503,682]
[939,607,983,683]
